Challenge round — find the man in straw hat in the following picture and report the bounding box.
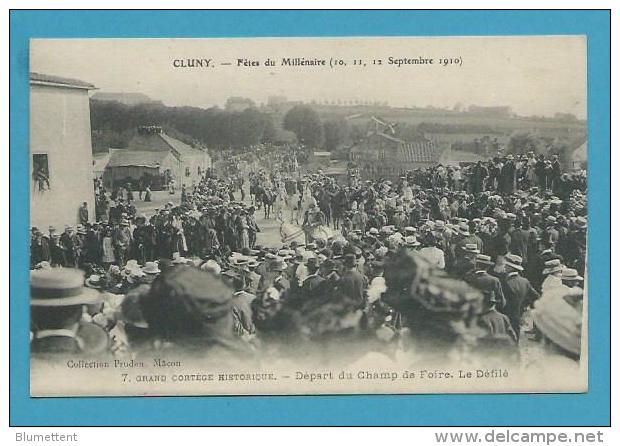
[541,258,564,293]
[30,268,108,356]
[465,254,506,310]
[502,254,540,339]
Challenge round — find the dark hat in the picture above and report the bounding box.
[31,268,102,307]
[343,253,357,266]
[307,257,320,270]
[147,266,232,321]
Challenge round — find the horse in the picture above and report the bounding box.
[279,220,335,245]
[262,188,275,219]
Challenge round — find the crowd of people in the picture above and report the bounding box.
[30,153,586,371]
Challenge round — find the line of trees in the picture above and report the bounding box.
[90,100,276,151]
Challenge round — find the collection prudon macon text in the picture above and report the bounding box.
[172,56,462,69]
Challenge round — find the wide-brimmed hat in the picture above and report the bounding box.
[542,259,563,275]
[561,268,583,282]
[172,253,189,264]
[404,226,417,233]
[505,254,524,271]
[31,268,102,307]
[229,256,249,267]
[404,236,420,247]
[475,254,494,267]
[142,261,161,274]
[434,220,446,231]
[366,227,379,236]
[574,216,587,230]
[85,274,106,289]
[246,258,260,268]
[533,290,582,356]
[200,259,221,275]
[457,222,470,236]
[463,243,480,254]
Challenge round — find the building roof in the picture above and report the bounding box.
[30,72,95,90]
[92,152,111,172]
[107,150,170,169]
[159,133,205,159]
[399,141,439,163]
[375,132,403,144]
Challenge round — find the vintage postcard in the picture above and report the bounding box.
[28,36,588,396]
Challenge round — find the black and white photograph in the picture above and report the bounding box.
[28,36,588,396]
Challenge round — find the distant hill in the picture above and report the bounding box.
[91,92,159,106]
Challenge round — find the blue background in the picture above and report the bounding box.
[9,10,610,426]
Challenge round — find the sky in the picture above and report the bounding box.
[31,36,587,118]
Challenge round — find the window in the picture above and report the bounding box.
[185,166,191,177]
[32,154,50,191]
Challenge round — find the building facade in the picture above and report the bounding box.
[30,72,96,230]
[103,126,212,190]
[350,131,439,180]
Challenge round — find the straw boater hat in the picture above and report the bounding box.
[404,236,420,247]
[31,268,102,307]
[542,259,563,275]
[457,222,470,236]
[246,258,260,268]
[504,254,524,271]
[142,261,161,275]
[85,274,106,289]
[462,243,480,254]
[172,252,189,264]
[404,226,417,234]
[574,216,587,230]
[561,268,584,282]
[366,227,379,237]
[475,254,494,267]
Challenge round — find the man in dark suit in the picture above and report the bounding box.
[527,238,564,292]
[509,217,537,266]
[501,254,540,340]
[338,253,366,303]
[301,257,326,299]
[464,254,506,310]
[478,290,517,344]
[272,259,291,296]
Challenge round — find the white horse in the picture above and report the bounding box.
[279,220,334,245]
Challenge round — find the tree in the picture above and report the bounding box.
[225,96,256,112]
[507,132,547,155]
[322,118,350,151]
[282,105,324,148]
